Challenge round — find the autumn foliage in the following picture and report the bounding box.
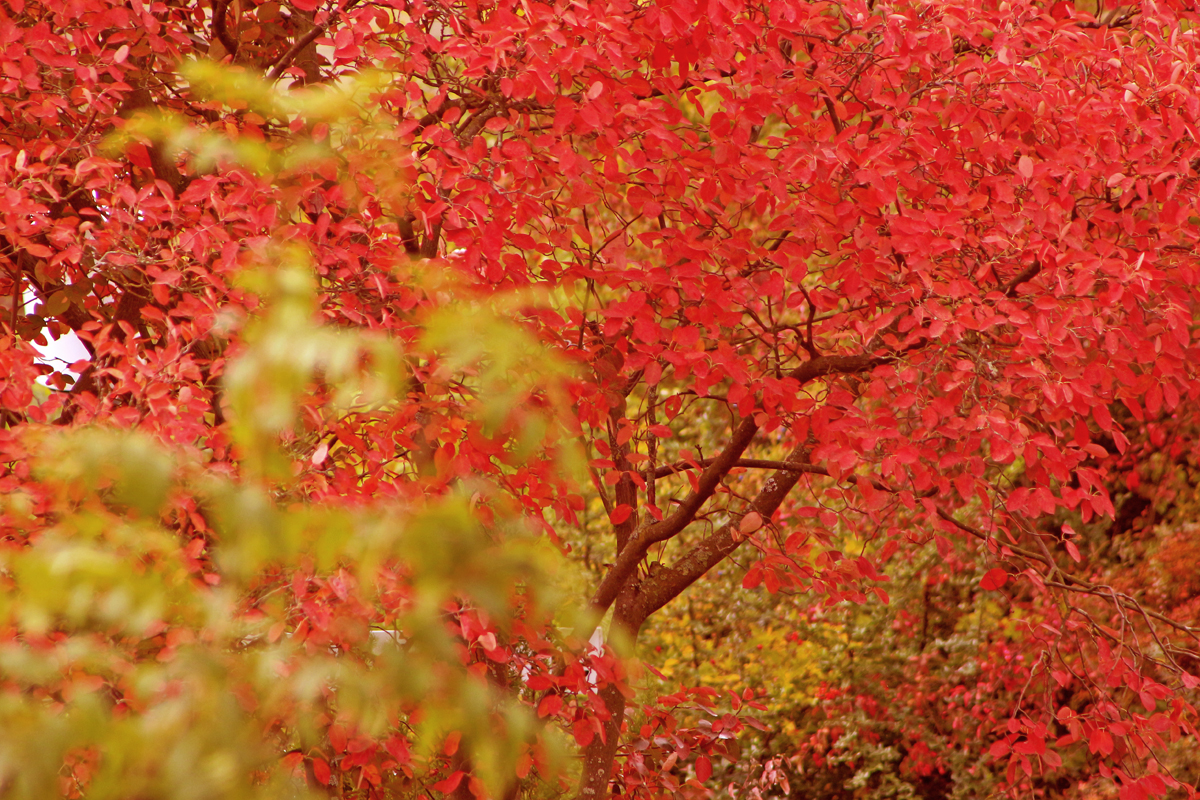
[4,0,1200,797]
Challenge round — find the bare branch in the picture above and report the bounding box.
[589,352,887,616]
[936,509,1200,641]
[1002,258,1041,297]
[632,442,811,624]
[212,0,239,58]
[266,0,364,81]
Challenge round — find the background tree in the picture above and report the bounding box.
[3,0,1200,798]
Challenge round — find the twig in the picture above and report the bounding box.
[654,457,933,501]
[1002,258,1041,297]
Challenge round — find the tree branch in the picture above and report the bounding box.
[631,442,811,625]
[655,457,936,499]
[265,0,364,81]
[588,415,758,614]
[655,457,828,480]
[937,507,1200,642]
[212,0,239,58]
[1003,258,1041,297]
[267,21,326,80]
[589,353,888,616]
[605,376,639,555]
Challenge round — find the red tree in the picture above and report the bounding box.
[3,0,1200,797]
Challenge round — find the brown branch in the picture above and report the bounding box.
[606,392,638,556]
[1003,258,1041,297]
[934,507,1053,568]
[654,457,827,479]
[631,442,810,625]
[936,508,1200,641]
[589,415,758,614]
[634,452,938,624]
[212,0,239,58]
[589,352,888,616]
[1044,579,1200,638]
[419,221,441,259]
[765,231,791,252]
[655,457,934,499]
[645,391,658,512]
[396,213,422,256]
[453,107,500,145]
[822,94,844,135]
[265,0,365,82]
[267,22,326,81]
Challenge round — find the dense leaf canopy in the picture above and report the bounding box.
[3,0,1200,798]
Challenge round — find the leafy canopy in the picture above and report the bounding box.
[3,0,1200,798]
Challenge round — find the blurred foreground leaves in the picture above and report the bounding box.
[0,247,581,799]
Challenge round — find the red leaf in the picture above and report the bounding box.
[695,755,713,783]
[312,757,331,786]
[1014,735,1045,756]
[763,568,781,594]
[981,568,1008,591]
[739,511,763,535]
[1065,540,1081,562]
[329,724,348,753]
[610,504,633,525]
[742,565,763,590]
[384,735,411,764]
[432,771,465,793]
[1089,729,1113,756]
[538,694,563,718]
[572,718,595,747]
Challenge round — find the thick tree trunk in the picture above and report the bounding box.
[576,681,628,800]
[574,440,826,800]
[575,593,641,800]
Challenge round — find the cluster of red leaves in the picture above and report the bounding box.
[5,0,1200,797]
